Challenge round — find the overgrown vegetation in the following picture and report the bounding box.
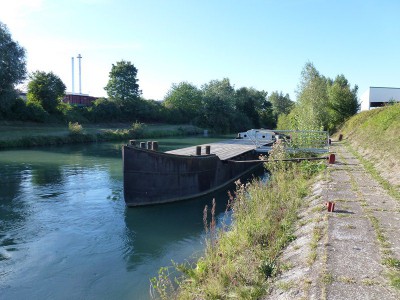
[151,142,326,299]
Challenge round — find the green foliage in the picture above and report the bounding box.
[327,75,359,132]
[88,97,121,122]
[235,87,268,128]
[0,22,26,117]
[268,91,294,123]
[295,62,329,130]
[68,122,83,135]
[104,60,141,103]
[27,71,66,114]
[104,60,142,121]
[278,62,359,132]
[157,145,326,299]
[163,82,203,123]
[25,101,49,122]
[200,78,235,133]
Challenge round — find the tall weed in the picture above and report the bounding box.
[151,142,326,299]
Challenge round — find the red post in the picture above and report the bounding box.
[328,153,336,164]
[326,202,335,212]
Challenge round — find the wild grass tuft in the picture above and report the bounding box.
[151,141,326,299]
[68,121,83,134]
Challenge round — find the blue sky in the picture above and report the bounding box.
[1,0,400,101]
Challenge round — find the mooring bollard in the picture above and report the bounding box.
[196,146,201,155]
[328,138,332,145]
[129,139,136,147]
[326,201,335,212]
[152,141,158,151]
[140,142,146,149]
[205,145,211,154]
[338,134,343,141]
[328,153,336,164]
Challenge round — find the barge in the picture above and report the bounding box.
[122,130,275,206]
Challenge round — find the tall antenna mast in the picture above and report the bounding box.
[77,54,82,94]
[71,57,75,94]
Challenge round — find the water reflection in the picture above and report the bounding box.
[0,140,266,300]
[123,189,230,271]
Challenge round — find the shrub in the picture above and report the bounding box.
[68,121,83,134]
[26,101,49,122]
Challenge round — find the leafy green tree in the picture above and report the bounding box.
[200,78,235,133]
[0,21,26,117]
[295,62,329,130]
[104,60,142,120]
[268,91,294,120]
[327,74,359,131]
[163,82,203,123]
[235,87,268,128]
[258,100,276,129]
[104,60,141,103]
[27,71,66,114]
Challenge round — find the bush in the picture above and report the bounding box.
[26,101,49,122]
[68,121,83,134]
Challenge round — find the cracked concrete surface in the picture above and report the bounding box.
[265,142,400,300]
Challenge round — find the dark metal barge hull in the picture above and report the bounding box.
[123,145,261,206]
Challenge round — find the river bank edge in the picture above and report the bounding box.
[151,142,328,299]
[0,122,203,150]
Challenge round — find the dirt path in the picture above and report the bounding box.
[265,141,400,300]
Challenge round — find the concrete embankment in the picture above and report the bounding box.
[265,141,400,299]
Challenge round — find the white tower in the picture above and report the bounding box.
[71,57,75,94]
[77,54,82,94]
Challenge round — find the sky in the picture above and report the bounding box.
[1,0,400,101]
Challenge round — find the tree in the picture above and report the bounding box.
[295,62,329,130]
[327,74,359,131]
[163,82,203,123]
[0,21,26,117]
[104,60,141,103]
[235,87,268,128]
[27,71,66,114]
[268,91,294,119]
[200,78,235,133]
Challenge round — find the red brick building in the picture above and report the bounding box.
[63,93,98,106]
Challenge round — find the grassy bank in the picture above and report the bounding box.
[0,122,203,149]
[151,142,326,299]
[339,103,400,188]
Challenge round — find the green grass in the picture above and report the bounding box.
[151,143,326,299]
[339,103,400,197]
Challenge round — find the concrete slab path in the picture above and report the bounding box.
[265,141,400,300]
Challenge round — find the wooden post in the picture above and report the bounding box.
[129,140,136,147]
[140,142,146,149]
[338,134,343,141]
[152,141,159,151]
[196,146,201,155]
[205,145,211,154]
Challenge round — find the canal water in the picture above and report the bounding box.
[0,137,256,300]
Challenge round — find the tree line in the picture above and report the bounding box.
[1,21,358,133]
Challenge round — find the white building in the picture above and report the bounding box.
[361,87,400,110]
